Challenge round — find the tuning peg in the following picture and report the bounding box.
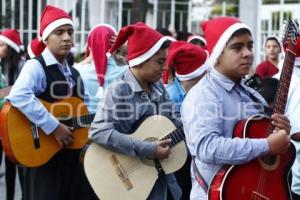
[280,21,288,41]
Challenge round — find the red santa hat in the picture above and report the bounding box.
[294,37,300,66]
[201,17,251,67]
[87,24,117,86]
[187,35,207,46]
[39,5,74,41]
[0,29,22,53]
[167,41,209,81]
[109,22,175,67]
[27,38,46,58]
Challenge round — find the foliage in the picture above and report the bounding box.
[210,3,239,17]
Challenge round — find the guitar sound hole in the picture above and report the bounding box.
[261,155,277,165]
[140,157,155,166]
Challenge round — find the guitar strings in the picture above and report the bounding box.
[256,162,272,200]
[115,161,142,179]
[256,167,266,200]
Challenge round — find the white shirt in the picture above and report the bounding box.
[284,66,300,195]
[6,48,76,134]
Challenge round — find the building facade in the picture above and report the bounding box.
[0,0,192,53]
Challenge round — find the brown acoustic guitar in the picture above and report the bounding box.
[0,97,94,167]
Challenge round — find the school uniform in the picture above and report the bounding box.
[6,47,97,200]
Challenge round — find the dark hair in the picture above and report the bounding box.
[142,40,171,64]
[265,37,281,48]
[159,40,171,50]
[176,31,189,41]
[229,28,252,42]
[156,28,172,36]
[1,46,22,85]
[189,39,206,47]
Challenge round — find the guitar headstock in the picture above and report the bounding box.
[282,20,300,47]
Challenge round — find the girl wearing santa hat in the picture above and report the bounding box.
[256,36,282,77]
[181,17,292,199]
[74,24,127,114]
[0,28,25,200]
[89,22,182,200]
[0,29,25,87]
[6,5,97,200]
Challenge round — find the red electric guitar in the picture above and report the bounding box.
[208,20,299,200]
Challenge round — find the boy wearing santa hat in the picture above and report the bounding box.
[89,22,182,200]
[165,41,209,199]
[74,24,127,114]
[6,5,96,200]
[181,17,291,199]
[166,41,209,112]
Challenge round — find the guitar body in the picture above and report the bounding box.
[84,115,187,200]
[0,97,89,167]
[208,114,295,200]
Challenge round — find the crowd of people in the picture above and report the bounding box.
[0,4,299,200]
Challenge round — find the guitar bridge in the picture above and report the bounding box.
[252,191,270,200]
[31,123,40,149]
[110,154,133,190]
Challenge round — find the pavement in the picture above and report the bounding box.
[0,152,22,200]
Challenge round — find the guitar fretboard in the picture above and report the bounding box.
[268,48,296,134]
[60,113,95,129]
[160,127,185,148]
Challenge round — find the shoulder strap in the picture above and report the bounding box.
[192,156,208,193]
[34,55,47,68]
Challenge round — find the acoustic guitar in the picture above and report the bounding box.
[83,115,187,200]
[0,96,94,167]
[208,20,299,200]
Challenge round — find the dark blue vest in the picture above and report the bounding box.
[34,55,84,102]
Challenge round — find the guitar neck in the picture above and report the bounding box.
[268,48,296,133]
[160,127,185,148]
[60,113,95,129]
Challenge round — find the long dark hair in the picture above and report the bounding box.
[1,46,22,85]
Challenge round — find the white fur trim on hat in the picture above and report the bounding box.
[209,23,251,68]
[187,35,207,45]
[295,57,300,66]
[0,35,20,53]
[176,51,210,81]
[27,43,35,58]
[128,36,176,67]
[264,35,281,47]
[42,18,74,41]
[88,24,117,36]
